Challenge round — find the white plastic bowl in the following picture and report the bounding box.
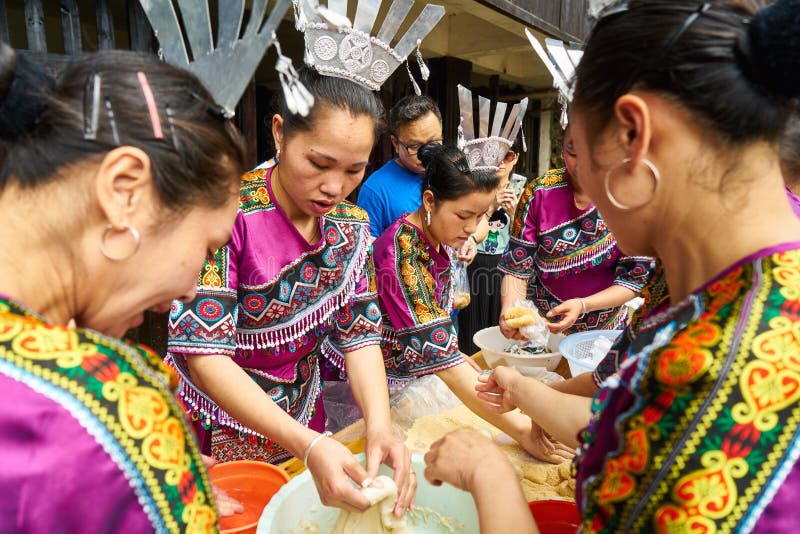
[258,453,479,533]
[472,326,564,372]
[558,330,622,377]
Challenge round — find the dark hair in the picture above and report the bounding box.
[781,115,800,184]
[0,45,53,140]
[389,95,442,136]
[418,143,499,202]
[277,67,385,140]
[573,0,800,146]
[0,48,246,210]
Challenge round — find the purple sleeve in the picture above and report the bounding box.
[167,213,244,357]
[375,235,461,377]
[330,247,383,353]
[613,255,655,293]
[0,376,153,533]
[498,181,538,279]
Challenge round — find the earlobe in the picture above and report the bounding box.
[94,146,153,228]
[390,135,400,154]
[613,94,652,169]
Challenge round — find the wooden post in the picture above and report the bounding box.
[95,0,115,50]
[24,0,47,53]
[60,0,82,55]
[240,80,258,169]
[0,0,10,45]
[537,109,552,176]
[127,0,153,53]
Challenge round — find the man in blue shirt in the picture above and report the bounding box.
[357,95,443,238]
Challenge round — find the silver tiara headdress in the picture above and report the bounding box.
[456,85,528,172]
[139,0,305,117]
[295,0,445,92]
[524,28,582,129]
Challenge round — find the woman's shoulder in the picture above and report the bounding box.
[325,200,371,226]
[373,217,422,261]
[239,167,274,214]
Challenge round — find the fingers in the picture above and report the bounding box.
[200,454,217,470]
[214,486,245,516]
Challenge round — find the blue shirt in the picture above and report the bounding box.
[357,159,422,238]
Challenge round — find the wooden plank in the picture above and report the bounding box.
[95,0,115,50]
[0,0,10,44]
[240,80,258,169]
[60,0,81,55]
[24,0,47,53]
[127,0,153,52]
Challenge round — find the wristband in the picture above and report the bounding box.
[303,431,332,465]
[578,297,587,317]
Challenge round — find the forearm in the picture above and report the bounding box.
[343,345,392,432]
[500,274,528,312]
[511,376,591,448]
[473,215,490,244]
[187,355,316,458]
[471,461,539,534]
[583,285,637,313]
[548,372,599,397]
[437,362,531,443]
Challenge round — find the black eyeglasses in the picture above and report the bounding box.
[398,138,443,155]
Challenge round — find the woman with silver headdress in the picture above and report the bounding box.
[425,1,800,532]
[498,126,654,338]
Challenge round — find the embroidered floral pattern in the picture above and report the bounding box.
[578,251,800,533]
[0,299,215,533]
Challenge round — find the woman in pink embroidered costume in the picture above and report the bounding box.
[372,144,572,464]
[167,68,414,516]
[499,129,654,337]
[425,1,800,532]
[0,47,248,532]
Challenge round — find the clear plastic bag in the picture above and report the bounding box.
[507,299,550,349]
[322,381,363,434]
[389,375,462,440]
[452,261,471,310]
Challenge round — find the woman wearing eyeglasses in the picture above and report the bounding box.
[457,139,527,355]
[498,127,654,337]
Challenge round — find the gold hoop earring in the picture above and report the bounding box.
[604,157,660,211]
[99,224,141,261]
[426,210,431,226]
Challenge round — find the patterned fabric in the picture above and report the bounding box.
[0,297,215,533]
[499,167,654,334]
[477,173,527,255]
[593,260,670,386]
[577,244,800,533]
[373,216,463,383]
[167,164,381,463]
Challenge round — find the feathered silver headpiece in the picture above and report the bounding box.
[456,85,527,171]
[294,0,445,93]
[524,28,582,129]
[139,0,302,117]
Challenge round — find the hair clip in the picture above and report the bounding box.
[104,98,120,146]
[136,71,163,140]
[165,105,179,151]
[83,72,101,141]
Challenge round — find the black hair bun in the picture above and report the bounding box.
[0,44,55,141]
[744,0,800,99]
[417,142,446,170]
